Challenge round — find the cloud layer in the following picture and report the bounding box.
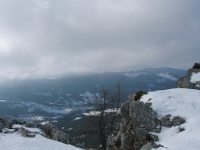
[0,0,200,80]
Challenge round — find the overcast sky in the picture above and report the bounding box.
[0,0,200,80]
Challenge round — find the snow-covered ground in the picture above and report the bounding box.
[0,126,82,150]
[191,72,200,83]
[141,88,200,150]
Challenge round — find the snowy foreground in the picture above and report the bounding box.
[141,88,200,150]
[0,127,82,150]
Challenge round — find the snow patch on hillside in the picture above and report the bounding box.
[124,72,149,77]
[141,88,200,150]
[157,73,177,81]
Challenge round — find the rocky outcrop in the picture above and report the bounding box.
[177,63,200,90]
[0,117,74,145]
[107,99,160,150]
[107,96,185,150]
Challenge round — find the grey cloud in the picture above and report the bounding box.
[0,0,200,80]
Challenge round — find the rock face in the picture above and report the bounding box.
[0,117,74,145]
[107,100,160,150]
[107,97,186,150]
[177,63,200,90]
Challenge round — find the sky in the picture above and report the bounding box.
[0,0,200,80]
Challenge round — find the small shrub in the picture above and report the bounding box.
[193,63,200,69]
[134,91,148,101]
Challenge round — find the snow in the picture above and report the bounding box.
[141,88,200,150]
[0,100,7,102]
[124,72,149,77]
[157,73,177,81]
[191,72,200,83]
[73,117,82,121]
[0,127,83,150]
[12,124,45,136]
[83,108,120,116]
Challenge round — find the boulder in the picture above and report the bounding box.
[177,63,200,90]
[107,100,160,150]
[172,116,185,126]
[160,114,173,127]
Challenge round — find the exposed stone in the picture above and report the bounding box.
[140,143,153,150]
[178,127,185,133]
[40,123,74,145]
[107,100,160,150]
[172,116,185,126]
[177,63,200,90]
[18,128,36,138]
[160,114,172,127]
[152,125,162,133]
[0,117,9,132]
[152,143,164,148]
[149,134,159,142]
[140,142,164,150]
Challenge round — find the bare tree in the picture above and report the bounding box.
[81,84,122,150]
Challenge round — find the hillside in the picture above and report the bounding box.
[141,88,200,150]
[108,67,200,150]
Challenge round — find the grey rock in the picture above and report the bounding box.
[8,119,26,129]
[140,143,153,150]
[152,143,164,148]
[160,114,172,127]
[107,100,160,150]
[177,66,200,90]
[150,134,159,142]
[18,128,36,138]
[172,116,185,126]
[41,123,74,145]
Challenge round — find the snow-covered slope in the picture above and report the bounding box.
[0,127,82,150]
[141,88,200,150]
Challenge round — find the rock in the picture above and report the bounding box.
[0,117,9,131]
[140,143,153,150]
[150,134,159,142]
[107,100,160,150]
[52,130,71,144]
[139,142,164,150]
[26,122,42,128]
[9,119,26,128]
[41,123,74,145]
[18,128,36,138]
[160,114,172,127]
[177,63,200,90]
[172,116,185,126]
[152,143,164,148]
[177,76,193,88]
